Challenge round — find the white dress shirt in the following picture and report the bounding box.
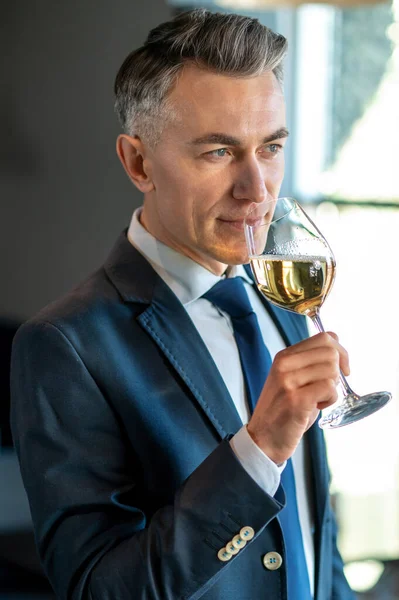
[127,208,315,595]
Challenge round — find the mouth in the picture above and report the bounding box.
[217,218,246,231]
[218,216,265,230]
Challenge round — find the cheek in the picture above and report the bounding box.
[267,157,285,191]
[152,163,209,235]
[153,161,189,209]
[161,164,226,220]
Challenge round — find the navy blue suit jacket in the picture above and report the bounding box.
[10,231,354,599]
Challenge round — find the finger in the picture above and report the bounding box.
[276,334,350,376]
[280,360,340,391]
[284,332,340,355]
[315,333,351,375]
[306,407,320,431]
[295,379,338,411]
[274,345,341,374]
[338,347,350,376]
[326,331,339,342]
[317,399,337,411]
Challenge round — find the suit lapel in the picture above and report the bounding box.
[306,423,329,524]
[104,232,242,441]
[306,420,331,598]
[137,280,243,439]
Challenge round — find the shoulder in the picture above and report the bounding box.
[14,238,154,356]
[12,267,119,354]
[27,266,122,327]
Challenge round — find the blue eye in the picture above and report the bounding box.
[266,144,282,154]
[208,148,228,157]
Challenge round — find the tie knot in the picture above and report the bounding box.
[203,277,253,319]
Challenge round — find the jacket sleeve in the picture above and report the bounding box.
[10,320,283,600]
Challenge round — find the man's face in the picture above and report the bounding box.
[140,64,287,274]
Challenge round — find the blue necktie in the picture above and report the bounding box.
[204,277,311,599]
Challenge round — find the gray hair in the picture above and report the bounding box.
[114,8,287,146]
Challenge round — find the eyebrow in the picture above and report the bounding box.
[189,127,290,146]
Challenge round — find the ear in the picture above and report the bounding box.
[116,134,155,193]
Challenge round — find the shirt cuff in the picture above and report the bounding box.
[230,425,286,497]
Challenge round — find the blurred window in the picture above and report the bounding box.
[168,0,399,584]
[294,2,399,204]
[292,1,399,573]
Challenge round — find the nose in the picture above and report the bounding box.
[232,158,268,204]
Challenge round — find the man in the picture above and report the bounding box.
[11,9,355,599]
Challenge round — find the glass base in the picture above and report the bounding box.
[318,391,392,429]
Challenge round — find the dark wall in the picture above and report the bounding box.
[1,0,171,322]
[0,2,172,586]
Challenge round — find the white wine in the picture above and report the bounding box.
[250,255,336,316]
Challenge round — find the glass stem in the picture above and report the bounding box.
[310,311,356,398]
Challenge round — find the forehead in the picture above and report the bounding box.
[165,64,286,140]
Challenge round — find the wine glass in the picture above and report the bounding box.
[244,197,391,429]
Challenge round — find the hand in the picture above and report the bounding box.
[247,332,350,464]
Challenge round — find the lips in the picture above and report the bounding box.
[218,216,265,229]
[243,217,265,228]
[218,218,246,231]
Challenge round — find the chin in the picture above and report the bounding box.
[210,246,250,267]
[227,252,250,266]
[200,231,250,267]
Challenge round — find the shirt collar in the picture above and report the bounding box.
[127,207,253,306]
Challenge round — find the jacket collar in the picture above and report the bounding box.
[104,230,243,439]
[104,230,158,304]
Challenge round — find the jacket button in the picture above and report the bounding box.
[232,534,246,550]
[240,526,255,541]
[263,551,283,570]
[225,540,239,555]
[217,547,233,562]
